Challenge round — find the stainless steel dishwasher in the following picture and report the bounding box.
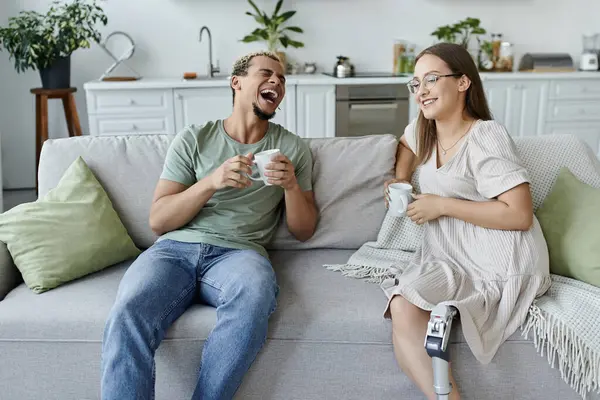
[335,84,411,138]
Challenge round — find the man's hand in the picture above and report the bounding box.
[264,154,298,191]
[209,153,254,190]
[384,178,411,208]
[406,193,446,225]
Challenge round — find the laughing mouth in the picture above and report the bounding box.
[260,89,279,104]
[422,98,437,107]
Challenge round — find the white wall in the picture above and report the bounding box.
[1,0,599,188]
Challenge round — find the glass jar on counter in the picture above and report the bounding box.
[393,40,416,74]
[393,39,406,74]
[496,42,514,72]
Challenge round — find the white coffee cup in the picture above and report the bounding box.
[388,182,413,216]
[246,149,281,186]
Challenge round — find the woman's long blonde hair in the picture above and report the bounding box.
[414,43,493,166]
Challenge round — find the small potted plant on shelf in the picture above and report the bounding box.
[431,17,487,68]
[240,0,304,71]
[431,17,486,49]
[0,0,108,90]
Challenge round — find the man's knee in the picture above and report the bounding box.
[106,288,144,328]
[226,252,278,316]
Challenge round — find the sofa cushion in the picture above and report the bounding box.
[0,249,518,346]
[269,134,398,249]
[0,157,141,294]
[536,167,600,287]
[38,133,398,251]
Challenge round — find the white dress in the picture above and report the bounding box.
[382,119,551,364]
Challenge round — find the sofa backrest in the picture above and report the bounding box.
[38,133,398,250]
[512,135,600,210]
[38,132,600,251]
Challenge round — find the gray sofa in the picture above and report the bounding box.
[0,131,597,400]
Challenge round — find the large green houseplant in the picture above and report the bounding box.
[240,0,304,69]
[0,0,108,89]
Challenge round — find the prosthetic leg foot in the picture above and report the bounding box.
[424,304,458,400]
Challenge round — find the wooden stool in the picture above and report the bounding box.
[30,87,82,190]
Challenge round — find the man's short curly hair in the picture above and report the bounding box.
[231,50,281,77]
[230,51,282,104]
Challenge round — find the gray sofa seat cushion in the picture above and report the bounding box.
[0,249,524,346]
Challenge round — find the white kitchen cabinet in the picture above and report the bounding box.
[295,85,336,138]
[173,86,296,134]
[271,84,296,133]
[87,89,173,115]
[483,79,548,137]
[174,87,232,132]
[549,79,600,100]
[86,88,175,136]
[89,114,174,136]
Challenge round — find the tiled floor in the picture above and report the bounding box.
[3,189,37,211]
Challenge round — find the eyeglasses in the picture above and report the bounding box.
[406,73,463,94]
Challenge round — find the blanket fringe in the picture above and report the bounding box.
[323,263,394,284]
[522,302,600,399]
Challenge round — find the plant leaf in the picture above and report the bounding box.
[246,11,264,25]
[247,0,263,18]
[240,34,261,43]
[277,10,296,23]
[279,36,289,48]
[283,26,303,33]
[273,0,283,18]
[262,13,271,27]
[287,39,304,48]
[251,28,269,40]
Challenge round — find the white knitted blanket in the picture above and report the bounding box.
[324,135,600,399]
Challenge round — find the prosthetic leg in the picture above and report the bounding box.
[424,304,458,400]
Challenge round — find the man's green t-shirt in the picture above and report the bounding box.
[158,120,313,259]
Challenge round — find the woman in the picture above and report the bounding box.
[383,42,551,400]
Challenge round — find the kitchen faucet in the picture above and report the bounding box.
[199,26,220,77]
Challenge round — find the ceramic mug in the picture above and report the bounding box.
[388,182,413,216]
[245,149,281,186]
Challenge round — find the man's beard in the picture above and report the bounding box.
[253,102,276,121]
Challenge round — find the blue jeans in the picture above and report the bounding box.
[100,239,279,400]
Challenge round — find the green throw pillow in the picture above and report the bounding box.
[0,156,141,293]
[536,167,600,287]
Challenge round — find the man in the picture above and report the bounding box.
[100,51,318,400]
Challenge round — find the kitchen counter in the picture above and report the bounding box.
[83,71,600,90]
[479,70,600,80]
[82,74,413,90]
[82,69,600,157]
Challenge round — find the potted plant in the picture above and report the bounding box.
[240,0,304,69]
[0,0,108,89]
[431,17,487,68]
[431,17,486,49]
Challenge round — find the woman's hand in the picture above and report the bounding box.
[384,178,410,208]
[406,194,446,225]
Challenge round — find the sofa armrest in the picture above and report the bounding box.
[0,241,21,300]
